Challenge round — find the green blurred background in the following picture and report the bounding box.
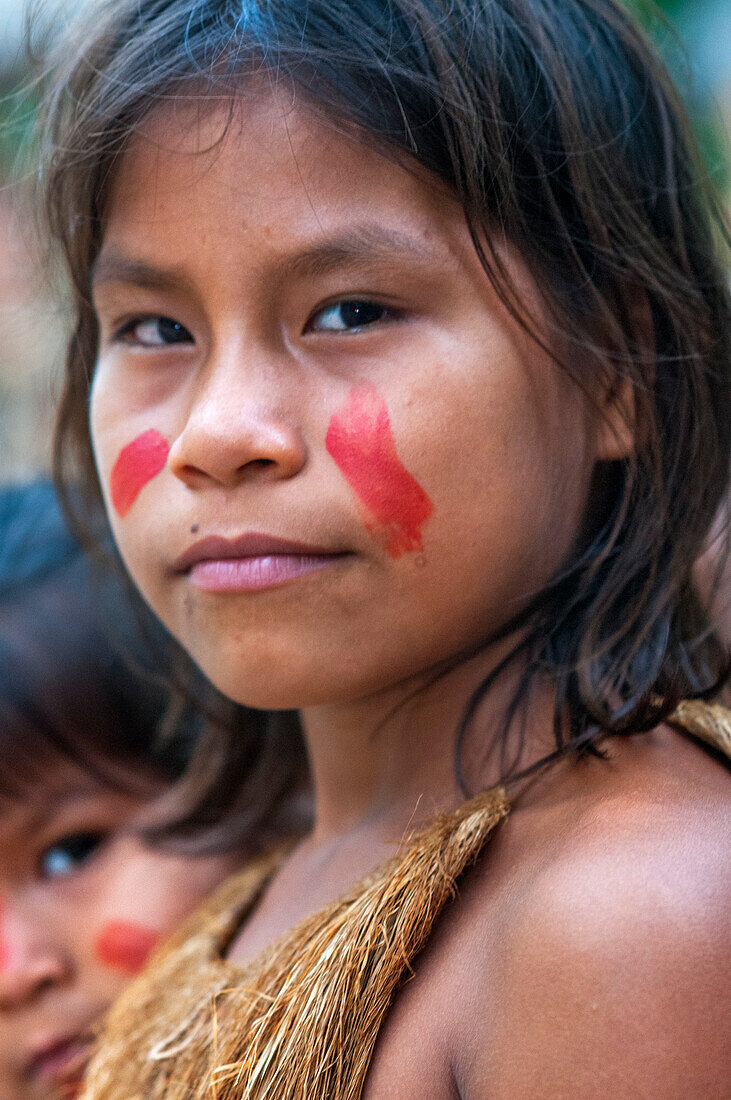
[0,0,728,483]
[626,0,730,191]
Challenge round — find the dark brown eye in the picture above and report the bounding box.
[118,316,193,346]
[310,300,390,332]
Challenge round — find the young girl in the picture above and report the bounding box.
[40,0,729,1095]
[0,482,304,1100]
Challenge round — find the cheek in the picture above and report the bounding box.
[94,920,162,975]
[0,900,7,970]
[109,429,170,518]
[326,382,433,558]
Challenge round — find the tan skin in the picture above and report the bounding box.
[89,91,730,1098]
[0,760,243,1100]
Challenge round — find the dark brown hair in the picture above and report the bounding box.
[40,0,729,797]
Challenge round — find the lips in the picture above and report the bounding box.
[173,533,349,592]
[27,1033,90,1094]
[174,533,342,571]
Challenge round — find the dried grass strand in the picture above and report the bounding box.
[82,787,509,1098]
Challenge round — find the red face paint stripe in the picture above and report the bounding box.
[326,382,433,558]
[110,430,169,518]
[94,921,162,975]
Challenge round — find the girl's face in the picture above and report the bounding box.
[0,760,242,1099]
[91,91,618,710]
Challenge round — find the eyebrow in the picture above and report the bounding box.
[91,255,193,293]
[277,226,437,279]
[91,225,437,292]
[0,782,104,846]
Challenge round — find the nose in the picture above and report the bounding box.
[167,339,308,490]
[0,912,72,1010]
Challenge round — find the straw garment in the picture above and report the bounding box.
[80,702,730,1099]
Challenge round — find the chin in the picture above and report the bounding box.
[186,642,383,711]
[186,651,324,709]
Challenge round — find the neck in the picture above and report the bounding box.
[300,638,556,845]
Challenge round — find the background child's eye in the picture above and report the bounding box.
[309,300,392,333]
[117,316,192,347]
[39,832,108,879]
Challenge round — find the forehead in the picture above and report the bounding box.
[102,88,468,269]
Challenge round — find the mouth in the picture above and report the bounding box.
[27,1034,90,1094]
[173,532,351,592]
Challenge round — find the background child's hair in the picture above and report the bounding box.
[40,0,729,788]
[0,481,307,849]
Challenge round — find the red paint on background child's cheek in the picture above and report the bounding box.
[109,429,170,518]
[94,921,162,975]
[326,382,434,558]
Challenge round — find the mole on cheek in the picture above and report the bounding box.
[326,382,434,558]
[94,920,162,975]
[110,429,170,518]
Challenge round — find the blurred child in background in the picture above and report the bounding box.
[0,482,305,1100]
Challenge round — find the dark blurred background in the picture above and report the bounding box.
[0,0,728,486]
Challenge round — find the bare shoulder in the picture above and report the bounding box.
[450,728,731,1099]
[363,728,728,1098]
[448,726,725,1095]
[499,724,731,921]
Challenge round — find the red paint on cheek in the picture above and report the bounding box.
[94,921,162,975]
[109,429,170,518]
[326,382,434,558]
